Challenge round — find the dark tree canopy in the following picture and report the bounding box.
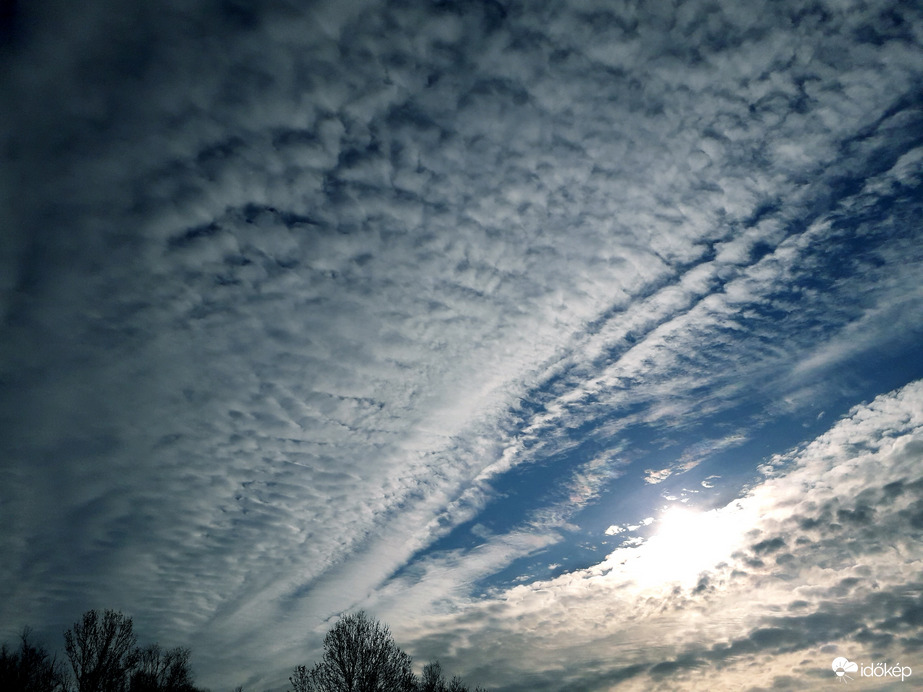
[129,644,196,692]
[419,662,444,692]
[290,611,416,692]
[63,610,138,692]
[290,612,486,692]
[417,660,487,692]
[3,610,208,692]
[4,608,489,692]
[0,628,68,692]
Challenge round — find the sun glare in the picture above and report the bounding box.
[622,505,746,590]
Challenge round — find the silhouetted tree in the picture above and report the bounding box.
[416,661,486,692]
[290,612,416,692]
[0,628,68,692]
[129,645,196,692]
[289,665,311,692]
[447,678,487,692]
[418,662,444,692]
[64,610,137,692]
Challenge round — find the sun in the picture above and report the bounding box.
[619,504,747,590]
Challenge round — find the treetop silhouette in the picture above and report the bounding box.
[289,611,486,692]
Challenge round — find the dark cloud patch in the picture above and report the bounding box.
[571,662,650,691]
[828,577,861,598]
[167,221,223,251]
[854,626,895,650]
[836,504,876,525]
[905,500,923,530]
[712,627,803,659]
[883,479,907,498]
[692,573,713,595]
[751,537,786,555]
[433,0,508,34]
[852,5,918,46]
[880,599,923,630]
[774,553,795,566]
[217,0,262,31]
[754,677,800,692]
[648,653,705,679]
[608,583,923,688]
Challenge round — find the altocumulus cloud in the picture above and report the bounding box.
[382,382,923,691]
[0,0,922,690]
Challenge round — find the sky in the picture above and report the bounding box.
[1,0,922,690]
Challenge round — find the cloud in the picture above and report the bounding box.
[644,468,676,485]
[389,380,923,691]
[643,437,745,484]
[701,475,721,489]
[0,0,921,690]
[605,517,653,536]
[527,452,630,531]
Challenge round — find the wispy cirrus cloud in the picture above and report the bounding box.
[644,435,746,484]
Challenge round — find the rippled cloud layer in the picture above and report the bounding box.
[1,0,921,690]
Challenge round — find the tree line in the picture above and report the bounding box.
[1,610,198,692]
[1,609,487,692]
[289,611,486,692]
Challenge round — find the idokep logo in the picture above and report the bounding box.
[832,657,858,682]
[831,656,912,683]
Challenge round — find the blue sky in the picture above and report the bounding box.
[1,0,922,690]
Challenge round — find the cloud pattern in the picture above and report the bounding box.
[0,0,921,689]
[388,382,923,691]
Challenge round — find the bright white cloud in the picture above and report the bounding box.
[389,380,923,691]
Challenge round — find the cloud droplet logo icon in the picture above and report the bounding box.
[832,657,858,682]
